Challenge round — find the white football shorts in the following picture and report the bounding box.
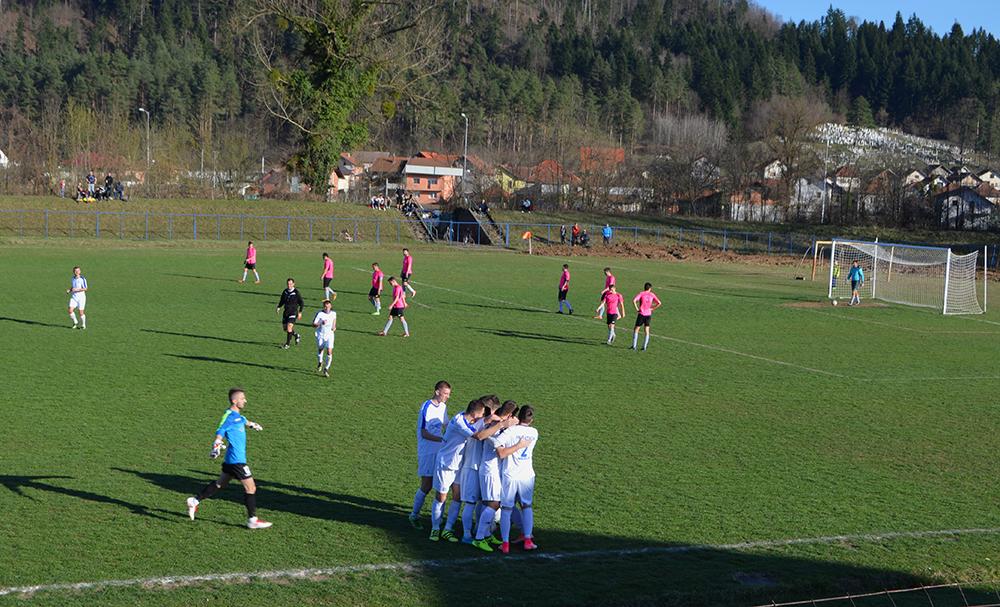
[432,467,458,494]
[417,449,438,477]
[459,467,480,502]
[500,476,535,508]
[479,468,501,502]
[69,294,86,310]
[316,334,334,350]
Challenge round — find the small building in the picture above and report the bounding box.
[934,186,996,230]
[978,169,1000,189]
[403,155,463,205]
[0,149,8,168]
[730,187,783,222]
[902,169,925,186]
[833,165,861,191]
[580,147,625,175]
[761,159,786,180]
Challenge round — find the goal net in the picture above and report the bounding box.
[828,240,985,314]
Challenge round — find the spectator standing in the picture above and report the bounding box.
[560,225,567,245]
[602,224,612,245]
[87,171,96,195]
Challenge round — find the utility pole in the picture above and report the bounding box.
[461,112,469,205]
[138,107,151,173]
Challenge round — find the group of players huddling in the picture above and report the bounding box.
[409,382,539,554]
[63,243,666,540]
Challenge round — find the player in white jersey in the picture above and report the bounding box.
[457,395,501,543]
[409,381,450,529]
[429,399,514,542]
[66,266,88,329]
[495,405,538,553]
[465,399,518,550]
[312,300,337,377]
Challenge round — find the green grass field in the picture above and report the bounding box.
[1,237,999,606]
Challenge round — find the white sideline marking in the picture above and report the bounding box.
[398,277,842,378]
[793,308,1000,335]
[348,267,432,309]
[3,527,998,597]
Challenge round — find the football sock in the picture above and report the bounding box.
[475,507,495,540]
[462,503,476,538]
[244,492,257,518]
[324,357,332,370]
[608,328,615,343]
[70,312,77,325]
[522,506,534,538]
[511,506,522,529]
[632,332,639,348]
[411,489,427,517]
[383,318,393,333]
[242,270,248,281]
[285,332,293,346]
[196,481,221,501]
[430,500,444,531]
[644,333,650,349]
[400,319,409,334]
[499,507,512,542]
[375,300,381,312]
[444,501,460,532]
[567,302,573,313]
[253,271,260,281]
[317,351,324,364]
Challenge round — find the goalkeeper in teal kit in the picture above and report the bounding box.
[187,388,273,529]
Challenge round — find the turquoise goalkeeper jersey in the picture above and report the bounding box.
[216,409,248,464]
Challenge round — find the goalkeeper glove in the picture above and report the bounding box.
[210,440,225,459]
[246,421,263,432]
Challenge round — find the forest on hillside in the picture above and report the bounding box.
[3,0,1000,202]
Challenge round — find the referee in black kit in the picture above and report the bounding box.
[277,278,304,349]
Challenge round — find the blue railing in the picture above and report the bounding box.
[0,208,995,267]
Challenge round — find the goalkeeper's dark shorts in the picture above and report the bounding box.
[222,462,253,480]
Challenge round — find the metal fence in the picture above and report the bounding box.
[1,209,996,267]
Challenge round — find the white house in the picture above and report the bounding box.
[834,165,861,191]
[977,169,1000,189]
[761,159,786,180]
[790,177,831,219]
[902,169,925,186]
[934,186,996,230]
[0,149,8,168]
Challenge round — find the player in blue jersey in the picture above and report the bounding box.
[848,260,865,306]
[186,388,272,529]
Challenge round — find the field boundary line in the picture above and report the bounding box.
[379,272,843,378]
[3,526,999,598]
[791,308,1000,335]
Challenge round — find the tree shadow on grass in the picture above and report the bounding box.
[104,468,1000,606]
[164,353,311,376]
[162,273,235,283]
[448,301,550,314]
[0,316,70,330]
[142,329,276,348]
[221,289,277,298]
[474,327,602,347]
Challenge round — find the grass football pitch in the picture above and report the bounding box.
[1,239,999,606]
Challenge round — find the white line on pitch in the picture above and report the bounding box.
[792,308,1000,335]
[3,526,998,598]
[348,267,432,309]
[399,277,842,378]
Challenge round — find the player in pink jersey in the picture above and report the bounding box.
[631,282,661,351]
[600,285,626,345]
[401,248,416,298]
[378,276,409,337]
[593,267,616,318]
[239,241,260,284]
[369,262,384,315]
[321,253,337,300]
[556,264,573,314]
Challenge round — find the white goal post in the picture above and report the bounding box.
[825,239,987,315]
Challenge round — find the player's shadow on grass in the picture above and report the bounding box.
[80,469,1000,605]
[0,475,183,522]
[450,301,549,314]
[165,353,312,375]
[142,329,276,348]
[474,327,601,347]
[114,468,411,531]
[0,316,70,329]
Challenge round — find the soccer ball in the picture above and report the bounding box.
[831,299,838,306]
